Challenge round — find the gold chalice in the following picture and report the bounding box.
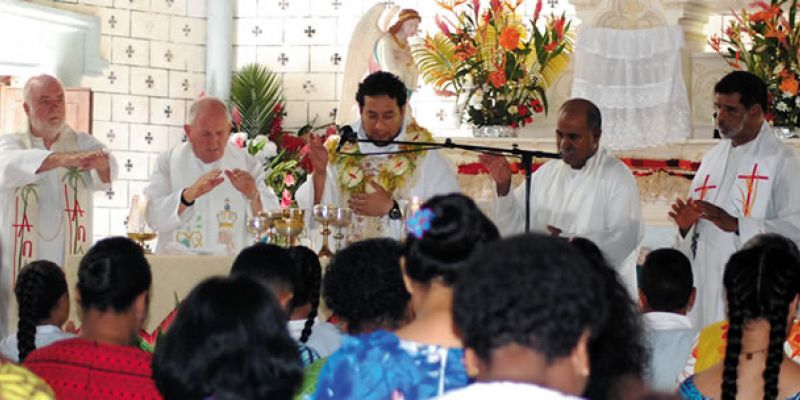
[313,205,336,258]
[275,208,305,247]
[127,231,157,253]
[332,207,353,251]
[263,210,284,244]
[245,213,269,244]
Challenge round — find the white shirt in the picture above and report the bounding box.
[0,324,75,362]
[288,318,342,358]
[642,312,695,392]
[436,382,584,400]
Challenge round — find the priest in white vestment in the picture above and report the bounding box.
[296,71,459,240]
[670,71,800,329]
[481,98,643,297]
[0,75,116,334]
[144,96,279,255]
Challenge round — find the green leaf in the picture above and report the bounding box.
[230,64,285,138]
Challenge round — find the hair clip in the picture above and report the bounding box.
[406,208,435,239]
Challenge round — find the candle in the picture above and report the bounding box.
[138,195,148,233]
[410,196,421,215]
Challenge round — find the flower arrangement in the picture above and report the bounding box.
[230,63,336,208]
[709,0,800,129]
[414,0,573,128]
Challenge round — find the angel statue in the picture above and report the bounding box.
[336,4,421,126]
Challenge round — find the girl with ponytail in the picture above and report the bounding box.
[287,246,341,358]
[0,261,74,362]
[679,234,800,399]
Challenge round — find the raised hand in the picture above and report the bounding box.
[224,168,258,200]
[183,169,225,203]
[348,181,394,217]
[478,153,513,196]
[307,135,329,174]
[668,198,700,236]
[692,200,738,233]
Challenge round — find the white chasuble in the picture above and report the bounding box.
[494,148,644,297]
[678,122,800,328]
[145,143,278,255]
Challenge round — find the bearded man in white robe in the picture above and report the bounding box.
[481,98,643,297]
[297,71,460,240]
[670,71,800,329]
[144,96,279,255]
[0,74,116,334]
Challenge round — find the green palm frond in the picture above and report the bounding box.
[230,64,285,138]
[413,34,459,90]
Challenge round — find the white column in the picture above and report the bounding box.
[205,0,233,100]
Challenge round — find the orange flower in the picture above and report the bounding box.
[435,0,468,13]
[488,69,507,88]
[498,27,521,51]
[749,5,780,23]
[455,41,478,60]
[780,73,799,95]
[765,21,787,44]
[709,35,721,52]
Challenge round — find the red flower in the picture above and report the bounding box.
[543,41,558,52]
[524,117,533,125]
[281,134,305,153]
[518,105,529,117]
[325,125,338,137]
[533,0,543,21]
[554,16,566,41]
[488,69,507,88]
[530,99,544,113]
[436,15,451,36]
[490,0,502,12]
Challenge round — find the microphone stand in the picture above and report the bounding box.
[338,137,560,233]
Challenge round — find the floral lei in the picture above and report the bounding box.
[324,121,433,194]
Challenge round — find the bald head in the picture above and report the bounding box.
[187,96,231,126]
[559,98,602,134]
[23,74,66,139]
[184,96,232,163]
[556,98,602,169]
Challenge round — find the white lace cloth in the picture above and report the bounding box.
[571,26,691,150]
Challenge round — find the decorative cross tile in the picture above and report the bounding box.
[106,188,115,200]
[145,75,154,88]
[304,26,316,38]
[124,159,134,172]
[164,49,174,63]
[165,0,175,6]
[330,53,342,65]
[278,53,289,66]
[548,0,558,7]
[106,129,116,142]
[123,216,129,229]
[329,108,337,119]
[182,24,191,37]
[436,109,446,121]
[181,78,190,91]
[331,0,342,9]
[108,71,117,84]
[252,26,263,36]
[145,131,154,144]
[164,105,173,118]
[108,15,118,29]
[302,80,315,93]
[125,45,135,58]
[125,102,135,115]
[278,0,290,10]
[181,134,187,142]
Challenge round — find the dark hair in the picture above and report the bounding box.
[15,260,67,361]
[743,232,800,258]
[455,234,607,363]
[640,248,693,312]
[561,98,602,132]
[77,237,151,312]
[230,243,297,296]
[405,193,499,286]
[714,71,768,113]
[720,240,800,400]
[287,246,321,344]
[570,237,649,400]
[152,276,303,400]
[323,238,410,334]
[355,71,408,111]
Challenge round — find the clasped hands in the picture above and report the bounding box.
[182,168,258,204]
[669,198,738,235]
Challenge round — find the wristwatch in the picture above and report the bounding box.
[180,189,195,207]
[388,200,402,220]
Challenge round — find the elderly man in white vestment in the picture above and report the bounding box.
[144,96,279,255]
[297,71,460,240]
[480,98,643,297]
[0,74,116,333]
[669,71,800,329]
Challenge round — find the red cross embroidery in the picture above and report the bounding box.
[12,213,33,237]
[694,174,717,201]
[737,163,769,217]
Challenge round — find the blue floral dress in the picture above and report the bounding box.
[679,376,800,400]
[312,330,468,400]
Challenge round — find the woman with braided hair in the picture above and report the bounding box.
[679,234,800,399]
[287,246,341,358]
[0,260,74,362]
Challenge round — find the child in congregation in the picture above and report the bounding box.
[230,243,321,365]
[437,234,607,399]
[287,246,342,358]
[639,248,697,391]
[312,193,500,400]
[0,260,74,362]
[153,275,304,400]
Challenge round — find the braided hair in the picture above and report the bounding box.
[288,246,321,344]
[14,260,68,362]
[721,238,800,400]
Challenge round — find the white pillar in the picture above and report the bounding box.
[205,0,233,100]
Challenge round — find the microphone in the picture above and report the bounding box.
[336,125,356,153]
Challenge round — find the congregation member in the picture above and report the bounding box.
[153,275,304,400]
[0,74,116,332]
[0,260,74,362]
[287,246,342,358]
[678,236,800,399]
[145,96,279,255]
[639,248,696,391]
[670,71,800,329]
[438,234,605,399]
[297,238,411,399]
[24,237,161,400]
[480,98,643,297]
[298,71,460,240]
[313,193,499,399]
[569,237,649,400]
